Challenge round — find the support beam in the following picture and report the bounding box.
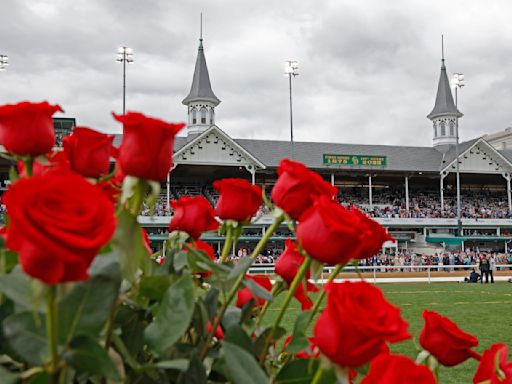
[331,173,334,186]
[440,173,446,211]
[502,173,511,214]
[405,176,409,211]
[166,172,171,210]
[368,175,373,210]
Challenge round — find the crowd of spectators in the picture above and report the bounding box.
[138,184,512,219]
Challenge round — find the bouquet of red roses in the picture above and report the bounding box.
[0,101,510,383]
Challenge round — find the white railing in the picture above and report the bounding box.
[248,264,512,284]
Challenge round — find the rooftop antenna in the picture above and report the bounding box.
[441,34,445,69]
[199,12,203,49]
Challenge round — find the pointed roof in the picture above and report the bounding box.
[427,60,462,120]
[182,39,220,106]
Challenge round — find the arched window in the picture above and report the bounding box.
[433,121,437,137]
[200,107,207,124]
[449,121,455,136]
[210,109,215,124]
[440,121,446,136]
[191,108,197,124]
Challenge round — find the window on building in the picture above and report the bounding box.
[433,122,437,137]
[449,121,455,136]
[201,108,207,124]
[192,108,197,124]
[440,121,446,136]
[210,109,214,124]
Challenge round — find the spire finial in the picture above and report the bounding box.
[199,13,203,49]
[441,34,445,69]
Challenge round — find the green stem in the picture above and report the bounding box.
[104,299,120,351]
[306,263,345,326]
[45,285,59,383]
[130,180,146,216]
[258,256,312,365]
[255,281,283,327]
[24,157,34,177]
[220,226,233,263]
[311,367,326,384]
[198,214,285,360]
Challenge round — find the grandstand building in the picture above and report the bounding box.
[137,35,512,258]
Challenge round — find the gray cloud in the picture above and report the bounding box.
[1,0,511,148]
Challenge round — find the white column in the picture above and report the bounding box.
[331,173,335,186]
[440,174,445,211]
[166,172,171,210]
[508,177,511,214]
[251,170,255,185]
[405,176,409,211]
[368,175,373,210]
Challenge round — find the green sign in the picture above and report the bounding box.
[323,154,387,167]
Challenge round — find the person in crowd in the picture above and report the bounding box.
[479,254,490,284]
[488,254,496,283]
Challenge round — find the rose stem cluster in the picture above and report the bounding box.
[198,214,285,360]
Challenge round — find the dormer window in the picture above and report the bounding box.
[200,107,207,124]
[440,121,446,136]
[192,108,197,124]
[449,121,455,136]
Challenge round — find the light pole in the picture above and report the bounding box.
[284,60,298,159]
[451,73,465,237]
[0,55,8,71]
[116,47,134,115]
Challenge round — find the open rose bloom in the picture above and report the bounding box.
[0,103,507,383]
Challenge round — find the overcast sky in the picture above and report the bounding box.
[1,0,512,147]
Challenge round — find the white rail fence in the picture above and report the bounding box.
[248,264,512,284]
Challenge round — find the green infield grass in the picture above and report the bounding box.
[264,282,512,383]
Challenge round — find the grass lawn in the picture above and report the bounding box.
[264,282,512,383]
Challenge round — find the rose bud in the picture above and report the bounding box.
[236,274,272,308]
[63,127,114,178]
[17,149,70,177]
[213,178,262,222]
[274,239,318,310]
[184,240,216,279]
[113,112,185,181]
[314,281,410,368]
[271,159,338,220]
[283,336,319,359]
[361,354,437,384]
[419,310,479,367]
[0,101,63,157]
[169,196,219,240]
[3,172,116,284]
[350,207,395,260]
[473,343,512,384]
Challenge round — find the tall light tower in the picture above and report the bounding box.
[284,60,298,159]
[116,47,134,115]
[0,55,8,71]
[451,72,465,237]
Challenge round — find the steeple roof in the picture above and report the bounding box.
[427,60,462,120]
[182,39,220,106]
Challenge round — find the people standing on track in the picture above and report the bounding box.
[488,254,496,283]
[479,254,490,284]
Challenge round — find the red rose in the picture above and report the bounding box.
[213,178,262,222]
[0,101,63,156]
[185,240,216,278]
[361,354,437,384]
[113,112,185,181]
[274,239,318,310]
[63,127,114,178]
[169,196,219,240]
[314,281,410,368]
[3,172,116,284]
[351,207,395,260]
[17,149,70,177]
[474,343,512,384]
[236,274,272,308]
[141,228,152,254]
[296,195,366,265]
[271,159,338,220]
[206,317,224,340]
[420,310,479,367]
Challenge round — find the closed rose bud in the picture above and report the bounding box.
[213,178,262,222]
[0,101,63,156]
[314,281,410,368]
[3,172,116,284]
[169,196,218,240]
[420,310,479,367]
[275,239,318,310]
[361,354,437,384]
[351,207,395,260]
[271,159,338,220]
[473,343,512,384]
[236,274,272,308]
[185,240,216,278]
[113,112,185,181]
[63,127,114,178]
